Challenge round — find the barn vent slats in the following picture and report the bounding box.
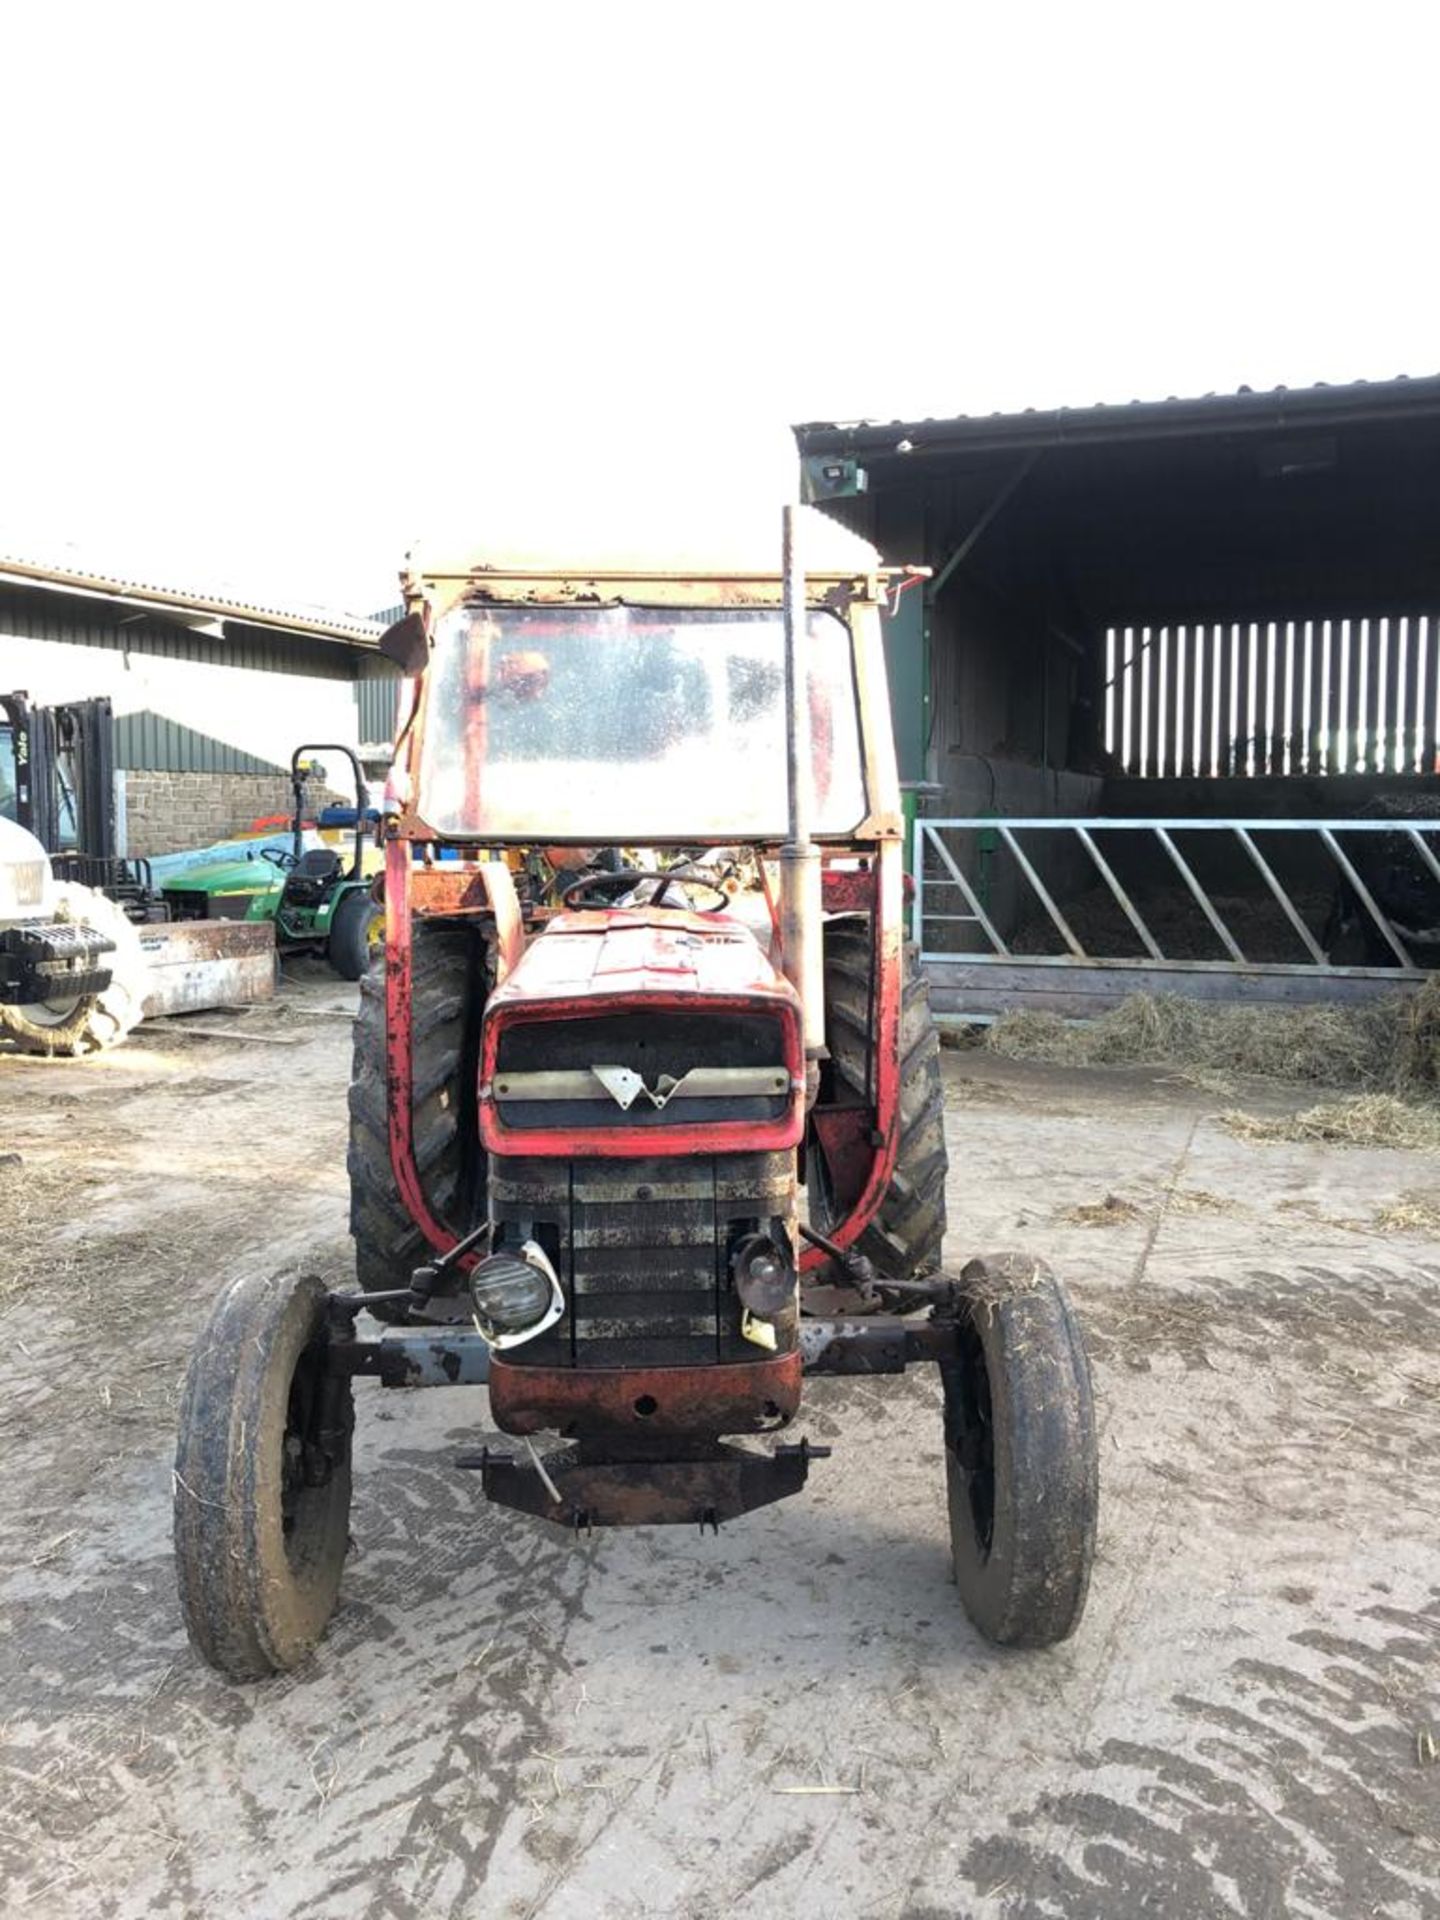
[1105,616,1440,778]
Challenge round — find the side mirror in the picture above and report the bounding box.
[380,612,429,673]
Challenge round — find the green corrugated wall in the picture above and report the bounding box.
[0,583,372,773]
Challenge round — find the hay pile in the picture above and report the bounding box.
[982,981,1440,1150]
[1373,1193,1440,1232]
[0,1155,85,1306]
[1167,1187,1236,1214]
[986,980,1440,1095]
[1220,1097,1440,1152]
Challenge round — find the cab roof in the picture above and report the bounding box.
[405,503,881,587]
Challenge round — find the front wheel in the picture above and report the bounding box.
[942,1253,1097,1648]
[327,891,379,982]
[174,1270,354,1681]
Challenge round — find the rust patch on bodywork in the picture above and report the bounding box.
[479,1436,824,1528]
[487,1350,802,1436]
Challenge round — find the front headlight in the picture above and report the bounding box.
[469,1241,565,1348]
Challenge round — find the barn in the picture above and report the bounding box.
[796,375,1440,1015]
[0,553,401,857]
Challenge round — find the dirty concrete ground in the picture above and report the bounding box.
[1,967,1437,1920]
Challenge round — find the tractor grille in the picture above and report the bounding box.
[162,890,208,921]
[490,1151,793,1369]
[492,1011,790,1132]
[162,889,254,922]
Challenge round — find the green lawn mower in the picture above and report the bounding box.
[161,744,381,981]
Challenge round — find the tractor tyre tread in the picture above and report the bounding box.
[814,923,949,1280]
[346,927,483,1312]
[943,1254,1098,1648]
[326,892,379,982]
[173,1269,353,1681]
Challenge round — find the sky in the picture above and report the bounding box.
[3,2,1438,617]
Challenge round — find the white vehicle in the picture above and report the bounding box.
[0,815,144,1056]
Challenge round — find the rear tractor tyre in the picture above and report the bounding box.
[942,1253,1098,1648]
[0,882,145,1058]
[327,891,379,982]
[347,925,485,1320]
[810,923,948,1279]
[173,1270,353,1682]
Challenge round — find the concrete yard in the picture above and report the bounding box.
[1,970,1437,1920]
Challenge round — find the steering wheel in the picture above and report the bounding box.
[560,868,730,914]
[260,846,298,871]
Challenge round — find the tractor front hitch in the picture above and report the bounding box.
[321,1280,975,1530]
[468,1434,834,1532]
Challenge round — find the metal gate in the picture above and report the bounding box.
[914,816,1440,1020]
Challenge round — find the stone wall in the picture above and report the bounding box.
[121,771,350,857]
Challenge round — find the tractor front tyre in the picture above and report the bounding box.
[327,892,379,982]
[0,883,146,1058]
[941,1253,1098,1649]
[811,924,948,1279]
[173,1270,354,1682]
[347,927,481,1316]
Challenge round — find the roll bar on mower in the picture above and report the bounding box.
[290,743,371,879]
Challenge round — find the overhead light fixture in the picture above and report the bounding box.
[801,454,869,501]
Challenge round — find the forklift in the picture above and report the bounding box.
[0,692,160,917]
[0,690,279,1036]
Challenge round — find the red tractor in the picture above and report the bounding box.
[174,510,1097,1681]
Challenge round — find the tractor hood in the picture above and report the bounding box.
[478,910,805,1158]
[489,909,798,1007]
[163,858,282,898]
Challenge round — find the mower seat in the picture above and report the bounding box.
[281,847,344,908]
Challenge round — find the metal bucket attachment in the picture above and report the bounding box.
[138,921,275,1018]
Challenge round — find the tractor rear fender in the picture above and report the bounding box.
[798,835,904,1273]
[382,841,521,1266]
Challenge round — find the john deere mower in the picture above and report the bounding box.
[161,743,380,980]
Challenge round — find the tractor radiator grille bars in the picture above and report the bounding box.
[489,1153,793,1369]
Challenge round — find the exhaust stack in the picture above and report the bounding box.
[778,505,824,1081]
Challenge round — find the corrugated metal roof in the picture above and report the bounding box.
[794,372,1440,459]
[0,548,385,645]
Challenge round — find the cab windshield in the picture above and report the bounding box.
[416,603,867,841]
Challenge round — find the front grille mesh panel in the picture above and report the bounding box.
[490,1152,792,1369]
